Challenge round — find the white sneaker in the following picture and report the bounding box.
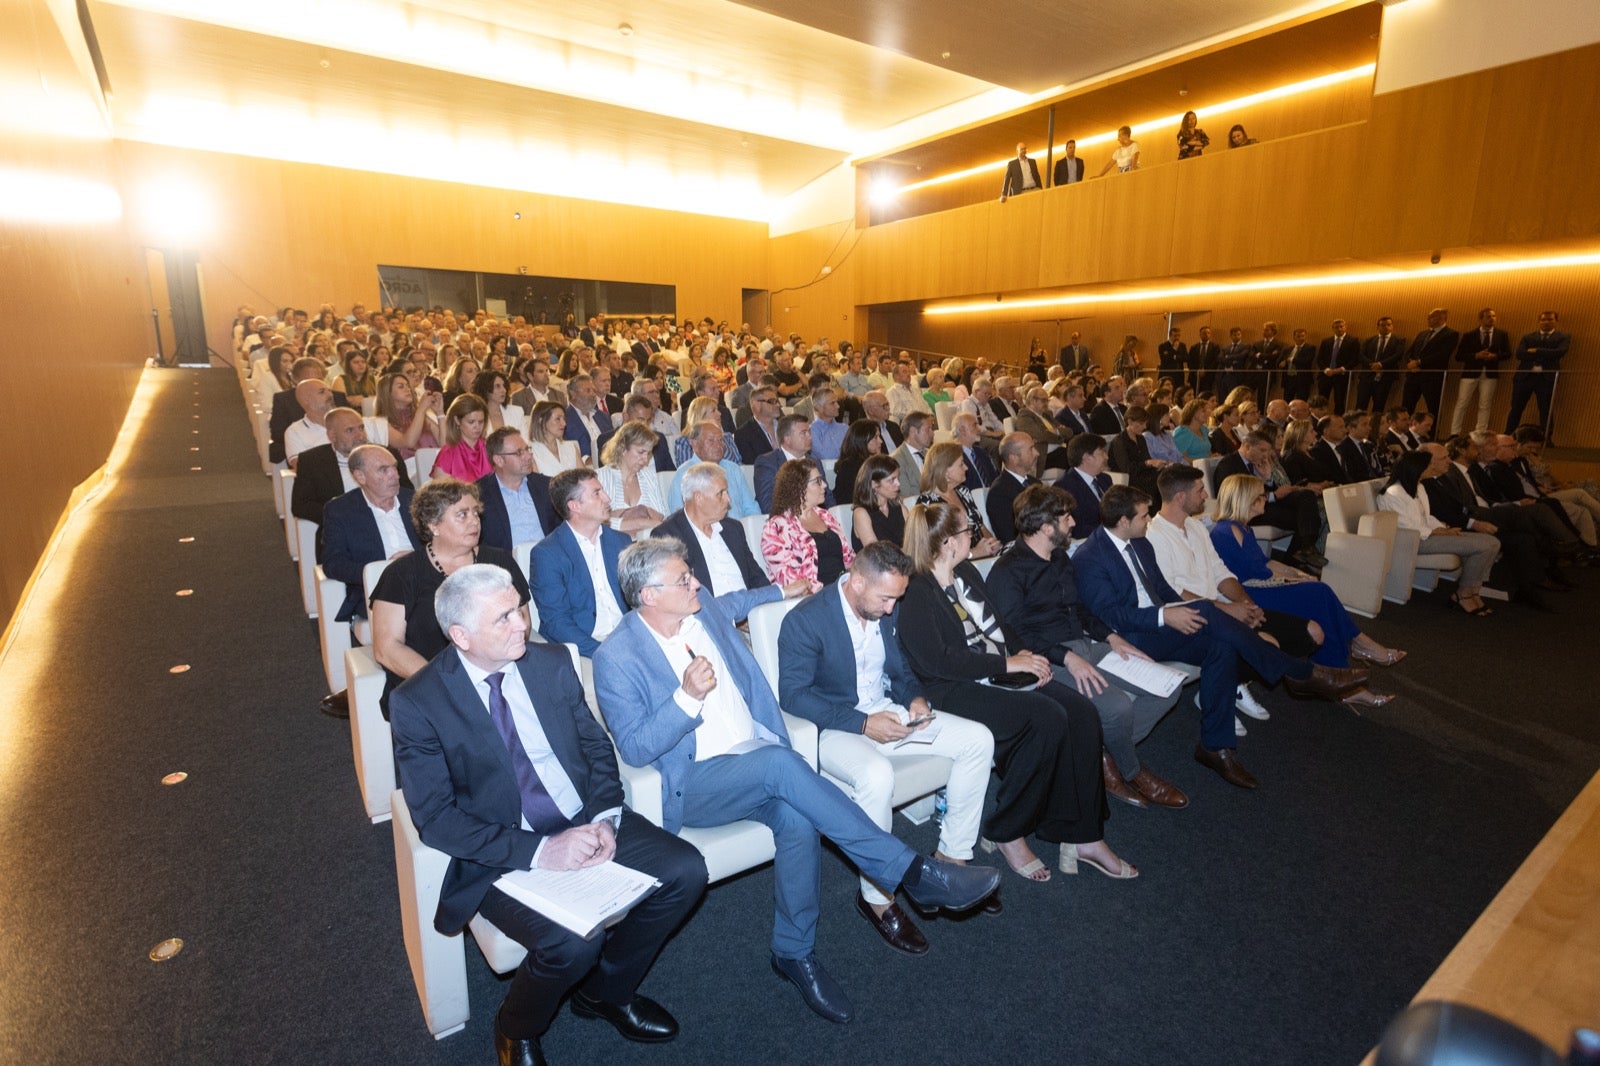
[1235,683,1271,721]
[1235,716,1248,737]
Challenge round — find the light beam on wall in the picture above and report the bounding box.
[0,168,122,224]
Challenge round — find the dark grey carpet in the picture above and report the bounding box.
[0,367,1592,1065]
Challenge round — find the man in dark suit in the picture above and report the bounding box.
[1052,139,1085,186]
[777,541,997,956]
[1310,415,1363,484]
[1315,319,1360,414]
[269,357,349,464]
[1504,310,1570,438]
[1449,307,1511,437]
[476,428,557,554]
[985,433,1040,544]
[953,413,999,489]
[1210,433,1324,566]
[651,463,771,596]
[593,541,998,1023]
[391,564,707,1065]
[1187,326,1218,395]
[527,469,631,657]
[1214,327,1252,400]
[1279,328,1318,403]
[1354,316,1405,412]
[1336,411,1376,481]
[1072,487,1364,789]
[734,384,781,463]
[754,415,833,513]
[1401,307,1460,419]
[1052,383,1094,437]
[319,445,420,624]
[859,390,905,453]
[1053,433,1113,537]
[1086,377,1127,434]
[292,408,412,526]
[1156,327,1187,387]
[1465,434,1580,556]
[1420,441,1557,599]
[1058,332,1092,375]
[564,375,615,463]
[1000,142,1043,200]
[1252,322,1283,400]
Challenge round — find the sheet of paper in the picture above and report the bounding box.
[494,861,661,938]
[893,717,944,748]
[1096,651,1188,698]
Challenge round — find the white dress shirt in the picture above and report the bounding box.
[572,525,624,641]
[1146,513,1235,601]
[645,615,760,761]
[690,520,748,594]
[284,417,329,463]
[838,580,893,714]
[1111,534,1170,626]
[366,494,412,559]
[460,655,585,825]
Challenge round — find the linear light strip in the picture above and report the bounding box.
[893,63,1376,196]
[922,251,1600,316]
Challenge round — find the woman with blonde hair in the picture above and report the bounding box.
[916,442,1001,558]
[597,420,666,535]
[898,501,1135,882]
[441,356,479,408]
[526,400,583,477]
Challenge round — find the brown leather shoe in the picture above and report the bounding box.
[1129,767,1190,809]
[1283,663,1367,700]
[1101,751,1149,809]
[855,892,929,955]
[1193,745,1259,790]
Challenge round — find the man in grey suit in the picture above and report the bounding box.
[893,412,936,498]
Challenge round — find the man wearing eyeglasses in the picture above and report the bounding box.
[734,385,782,463]
[476,427,558,553]
[595,539,999,1025]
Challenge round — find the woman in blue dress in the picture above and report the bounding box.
[1211,473,1404,705]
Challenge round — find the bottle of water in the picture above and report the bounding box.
[932,787,948,825]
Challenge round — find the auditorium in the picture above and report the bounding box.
[3,1,1598,1063]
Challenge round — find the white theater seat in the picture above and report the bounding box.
[278,468,297,559]
[314,564,351,693]
[294,518,319,618]
[347,558,398,823]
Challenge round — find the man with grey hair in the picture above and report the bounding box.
[958,376,1006,449]
[885,358,931,423]
[594,540,999,1023]
[808,385,846,460]
[666,424,759,518]
[654,462,777,597]
[391,564,708,1065]
[291,407,386,524]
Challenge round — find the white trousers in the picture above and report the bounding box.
[1449,376,1497,435]
[817,711,994,906]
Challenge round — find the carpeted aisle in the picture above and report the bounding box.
[0,365,1593,1065]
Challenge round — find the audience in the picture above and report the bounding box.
[653,462,775,596]
[1379,449,1503,616]
[527,468,630,656]
[916,441,1002,559]
[762,459,854,587]
[597,421,667,536]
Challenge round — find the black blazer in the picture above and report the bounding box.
[292,443,411,525]
[1361,333,1407,380]
[897,565,1017,706]
[1335,437,1374,482]
[984,472,1038,545]
[1053,156,1085,185]
[1087,400,1124,435]
[1408,326,1461,372]
[1001,156,1043,197]
[1456,326,1512,378]
[1053,406,1094,437]
[318,487,420,621]
[734,419,779,463]
[474,471,557,554]
[1316,334,1362,373]
[1209,449,1260,495]
[269,387,349,464]
[1059,345,1092,374]
[1054,468,1113,536]
[390,642,625,935]
[652,509,769,595]
[1283,448,1340,487]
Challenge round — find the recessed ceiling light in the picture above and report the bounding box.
[940,51,951,60]
[618,22,634,37]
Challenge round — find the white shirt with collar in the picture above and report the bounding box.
[284,417,329,464]
[571,525,624,641]
[689,519,748,595]
[644,614,762,760]
[1146,513,1235,601]
[1075,468,1104,499]
[1110,533,1171,626]
[837,578,893,714]
[366,494,412,558]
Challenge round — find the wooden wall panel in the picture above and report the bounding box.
[113,142,771,358]
[1095,163,1178,281]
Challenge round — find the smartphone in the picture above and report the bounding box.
[903,714,935,729]
[422,376,442,393]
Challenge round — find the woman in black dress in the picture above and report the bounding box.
[851,454,907,551]
[832,418,886,508]
[1177,110,1210,159]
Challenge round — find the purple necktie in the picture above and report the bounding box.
[485,672,571,834]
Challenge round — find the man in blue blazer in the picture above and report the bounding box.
[1053,433,1114,537]
[563,374,615,462]
[754,414,833,513]
[391,565,706,1064]
[475,428,557,554]
[593,539,999,1024]
[1072,486,1365,790]
[319,445,421,622]
[528,468,630,657]
[777,544,996,957]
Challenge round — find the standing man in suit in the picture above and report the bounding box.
[893,412,935,499]
[1279,328,1318,403]
[1156,327,1188,388]
[1252,322,1284,401]
[1053,139,1085,186]
[1053,433,1114,537]
[985,433,1040,544]
[1402,308,1460,420]
[652,462,772,596]
[1316,319,1359,414]
[777,542,998,956]
[1504,310,1570,439]
[1087,376,1127,434]
[1450,308,1511,437]
[391,565,707,1066]
[1072,487,1365,789]
[1187,326,1218,395]
[593,540,1000,1023]
[1215,327,1252,400]
[754,415,834,513]
[1356,316,1406,412]
[1059,332,1092,375]
[1000,142,1043,200]
[476,428,557,554]
[528,468,631,657]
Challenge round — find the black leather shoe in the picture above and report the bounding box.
[570,990,678,1042]
[494,1022,547,1066]
[320,690,349,719]
[980,893,1003,916]
[1193,745,1259,790]
[854,892,929,955]
[771,953,853,1023]
[900,856,1001,913]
